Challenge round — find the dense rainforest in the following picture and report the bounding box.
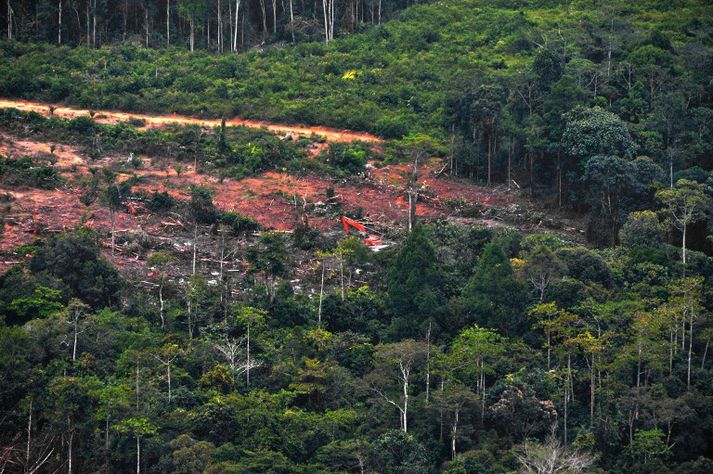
[1,0,713,473]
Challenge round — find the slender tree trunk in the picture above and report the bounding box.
[702,336,710,369]
[192,222,198,275]
[92,0,96,47]
[682,223,687,265]
[289,0,295,42]
[158,279,165,328]
[6,1,12,40]
[233,0,240,51]
[135,359,140,409]
[166,0,170,47]
[189,14,194,51]
[167,361,172,402]
[26,398,32,465]
[402,375,408,433]
[72,314,78,362]
[123,0,128,41]
[272,0,277,34]
[136,436,140,474]
[58,0,62,45]
[451,409,458,460]
[217,0,222,52]
[687,309,694,390]
[322,0,329,43]
[110,208,116,260]
[480,361,486,423]
[86,2,90,46]
[68,421,73,474]
[259,0,267,35]
[317,259,325,327]
[246,322,251,387]
[670,325,675,375]
[425,321,431,405]
[590,356,595,425]
[563,380,568,445]
[144,4,149,47]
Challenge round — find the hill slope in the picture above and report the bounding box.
[1,0,711,137]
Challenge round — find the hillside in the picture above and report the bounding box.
[1,0,711,137]
[0,1,713,473]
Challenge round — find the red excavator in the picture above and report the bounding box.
[341,216,384,248]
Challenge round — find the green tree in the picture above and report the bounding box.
[386,226,445,338]
[619,210,666,248]
[522,245,567,302]
[246,232,291,302]
[235,306,267,388]
[365,340,428,433]
[114,417,158,474]
[562,107,637,161]
[656,179,712,264]
[460,242,528,336]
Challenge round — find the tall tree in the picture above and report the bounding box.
[656,179,712,265]
[366,340,428,433]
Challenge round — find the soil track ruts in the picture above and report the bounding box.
[0,98,381,143]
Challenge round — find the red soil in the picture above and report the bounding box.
[0,98,381,144]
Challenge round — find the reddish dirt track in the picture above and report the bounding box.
[0,98,381,143]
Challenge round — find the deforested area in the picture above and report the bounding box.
[0,1,712,473]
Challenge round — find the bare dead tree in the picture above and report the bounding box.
[514,428,597,474]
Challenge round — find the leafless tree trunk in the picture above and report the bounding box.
[288,0,295,42]
[6,0,12,40]
[189,13,194,51]
[317,259,325,327]
[136,359,140,409]
[158,277,165,328]
[154,352,177,403]
[232,0,241,51]
[123,0,128,41]
[92,0,96,47]
[26,398,32,465]
[144,3,149,47]
[192,222,198,275]
[425,321,431,404]
[258,0,267,36]
[67,421,73,474]
[166,0,170,46]
[451,408,459,460]
[217,0,222,51]
[57,0,63,44]
[135,435,140,474]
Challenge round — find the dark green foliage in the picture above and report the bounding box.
[1,1,713,472]
[319,142,369,175]
[460,242,528,336]
[146,191,176,213]
[0,154,61,188]
[386,226,446,339]
[190,186,218,225]
[221,212,260,237]
[27,233,122,309]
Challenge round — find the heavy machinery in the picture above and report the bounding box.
[341,216,385,248]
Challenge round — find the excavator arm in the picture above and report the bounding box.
[341,216,383,247]
[342,216,367,235]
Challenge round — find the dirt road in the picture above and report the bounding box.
[0,98,381,143]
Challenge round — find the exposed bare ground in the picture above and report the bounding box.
[0,98,381,143]
[0,109,584,274]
